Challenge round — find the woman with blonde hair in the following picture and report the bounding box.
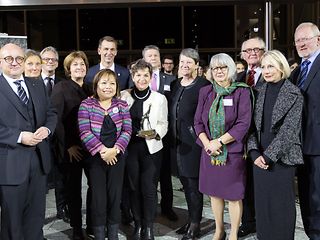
[247,50,303,240]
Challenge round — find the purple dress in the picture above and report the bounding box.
[194,84,252,200]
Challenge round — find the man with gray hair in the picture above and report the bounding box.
[40,46,69,225]
[236,36,265,238]
[291,22,320,239]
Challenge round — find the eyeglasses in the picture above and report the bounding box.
[242,48,264,54]
[211,66,228,72]
[294,35,319,45]
[42,58,58,63]
[0,56,24,64]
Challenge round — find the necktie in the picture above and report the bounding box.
[297,60,311,89]
[246,69,256,87]
[151,72,157,91]
[14,80,29,105]
[45,77,53,96]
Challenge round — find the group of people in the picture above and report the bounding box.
[0,21,320,240]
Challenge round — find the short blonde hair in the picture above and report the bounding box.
[260,50,291,79]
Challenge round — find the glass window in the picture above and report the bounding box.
[273,4,288,47]
[184,6,234,48]
[79,8,129,50]
[27,10,76,51]
[236,4,265,48]
[0,11,25,36]
[131,7,182,50]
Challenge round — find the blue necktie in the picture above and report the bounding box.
[14,80,29,105]
[297,60,311,89]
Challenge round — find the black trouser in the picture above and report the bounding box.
[88,154,125,226]
[0,152,46,240]
[159,136,174,212]
[67,159,90,229]
[53,161,69,212]
[126,141,162,225]
[179,176,203,223]
[121,151,132,214]
[241,159,256,229]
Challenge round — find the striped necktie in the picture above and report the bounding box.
[297,60,311,89]
[246,69,256,87]
[14,80,29,105]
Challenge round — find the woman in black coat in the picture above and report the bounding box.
[169,48,210,240]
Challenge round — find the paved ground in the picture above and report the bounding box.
[44,176,308,240]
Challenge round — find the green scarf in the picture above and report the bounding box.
[208,81,250,166]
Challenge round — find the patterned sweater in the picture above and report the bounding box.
[78,97,132,156]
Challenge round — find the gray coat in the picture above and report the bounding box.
[247,79,304,165]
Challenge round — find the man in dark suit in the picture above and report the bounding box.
[291,22,320,240]
[40,46,70,223]
[0,43,57,240]
[85,36,130,90]
[236,37,265,238]
[142,45,177,221]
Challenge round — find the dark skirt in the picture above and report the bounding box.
[253,162,296,240]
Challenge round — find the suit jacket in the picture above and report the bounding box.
[194,84,252,154]
[0,75,57,185]
[158,72,176,95]
[247,80,304,165]
[290,53,320,155]
[121,90,168,154]
[85,63,130,90]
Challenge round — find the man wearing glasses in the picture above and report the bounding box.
[40,46,64,95]
[291,22,320,240]
[40,46,70,224]
[0,43,57,240]
[162,55,175,75]
[237,36,265,238]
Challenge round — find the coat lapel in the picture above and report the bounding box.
[301,53,320,92]
[254,83,266,131]
[271,80,297,129]
[0,75,29,120]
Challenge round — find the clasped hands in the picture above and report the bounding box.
[205,139,223,157]
[254,156,269,170]
[21,127,49,146]
[99,146,118,165]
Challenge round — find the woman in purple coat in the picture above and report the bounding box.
[194,53,252,240]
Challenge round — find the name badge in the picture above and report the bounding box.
[112,107,119,113]
[223,99,233,106]
[164,85,171,91]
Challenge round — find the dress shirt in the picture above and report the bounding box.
[300,49,320,76]
[99,62,115,72]
[3,73,29,98]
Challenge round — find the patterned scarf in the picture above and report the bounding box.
[208,81,250,166]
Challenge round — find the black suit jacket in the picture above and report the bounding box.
[0,75,57,185]
[290,53,320,155]
[85,63,130,90]
[158,71,176,95]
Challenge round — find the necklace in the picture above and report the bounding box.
[133,89,150,100]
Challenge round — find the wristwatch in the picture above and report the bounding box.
[218,137,224,146]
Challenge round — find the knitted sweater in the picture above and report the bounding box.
[78,97,132,156]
